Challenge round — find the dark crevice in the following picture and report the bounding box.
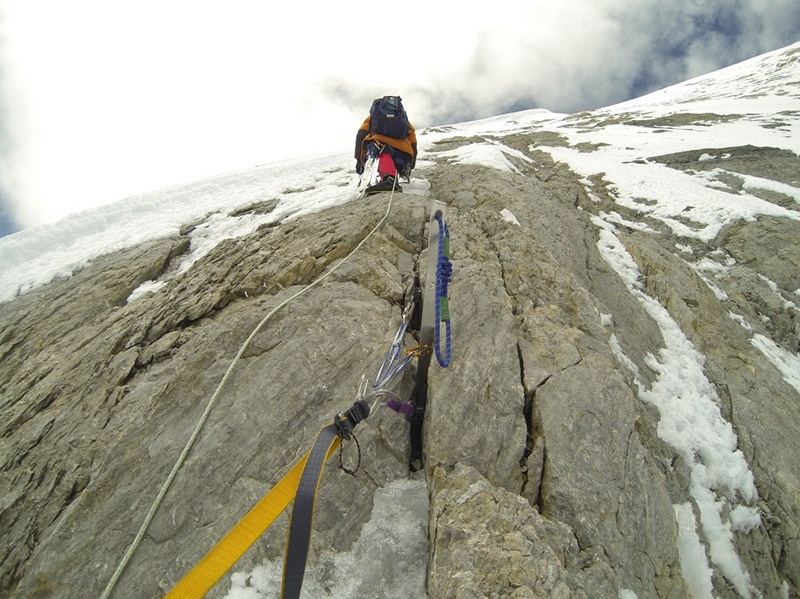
[51,473,91,526]
[406,229,432,472]
[406,273,423,334]
[158,237,192,281]
[484,224,539,500]
[518,342,551,512]
[523,381,549,513]
[518,343,532,494]
[534,443,546,514]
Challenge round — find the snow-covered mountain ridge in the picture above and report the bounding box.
[1,42,799,599]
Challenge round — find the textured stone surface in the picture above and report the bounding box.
[428,463,618,599]
[0,196,426,598]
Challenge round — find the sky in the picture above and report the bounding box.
[0,0,799,236]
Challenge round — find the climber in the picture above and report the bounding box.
[355,96,417,194]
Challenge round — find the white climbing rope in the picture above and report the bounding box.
[100,183,400,599]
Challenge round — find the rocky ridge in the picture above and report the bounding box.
[2,45,800,599]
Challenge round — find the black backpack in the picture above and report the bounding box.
[368,96,410,139]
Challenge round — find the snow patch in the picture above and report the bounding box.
[730,504,763,534]
[674,503,715,599]
[434,141,531,174]
[740,173,800,205]
[609,334,639,376]
[757,275,798,310]
[592,218,643,290]
[0,153,356,304]
[750,334,800,395]
[225,477,429,599]
[500,209,521,226]
[728,311,753,331]
[127,280,166,303]
[595,225,760,598]
[599,211,655,232]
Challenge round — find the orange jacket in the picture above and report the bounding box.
[356,116,417,166]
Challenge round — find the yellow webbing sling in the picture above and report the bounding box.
[165,400,369,599]
[164,438,340,599]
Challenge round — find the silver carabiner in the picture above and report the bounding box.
[402,298,415,322]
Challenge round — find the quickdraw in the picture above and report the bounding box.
[372,300,417,390]
[434,212,452,368]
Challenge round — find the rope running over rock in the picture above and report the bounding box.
[100,183,401,599]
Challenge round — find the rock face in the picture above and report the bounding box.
[422,160,693,599]
[419,146,800,598]
[3,52,800,599]
[0,195,429,598]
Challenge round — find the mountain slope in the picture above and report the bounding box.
[1,42,799,599]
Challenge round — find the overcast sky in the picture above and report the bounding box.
[1,1,799,236]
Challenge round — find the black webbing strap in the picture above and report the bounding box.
[408,357,431,472]
[408,202,446,472]
[281,401,370,599]
[281,423,338,599]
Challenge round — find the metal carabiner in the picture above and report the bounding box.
[402,298,415,322]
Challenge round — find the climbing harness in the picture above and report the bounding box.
[358,140,409,197]
[356,143,381,198]
[154,196,452,599]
